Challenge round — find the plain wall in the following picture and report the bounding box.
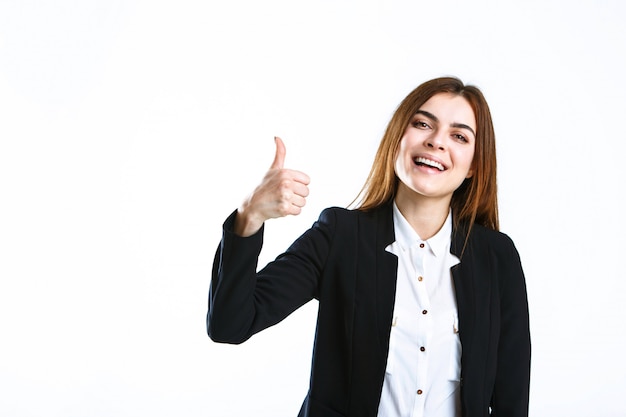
[1,0,625,416]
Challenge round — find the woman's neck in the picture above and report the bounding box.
[394,186,452,240]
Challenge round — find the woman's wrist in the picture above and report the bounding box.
[233,207,264,237]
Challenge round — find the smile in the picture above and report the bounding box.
[414,156,445,171]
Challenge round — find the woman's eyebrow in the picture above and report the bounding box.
[415,110,476,137]
[415,110,438,121]
[452,122,476,138]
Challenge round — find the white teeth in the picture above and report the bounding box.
[415,157,444,171]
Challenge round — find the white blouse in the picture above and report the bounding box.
[377,202,462,417]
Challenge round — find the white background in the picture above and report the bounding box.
[1,1,625,416]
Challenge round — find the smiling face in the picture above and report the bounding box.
[394,92,477,206]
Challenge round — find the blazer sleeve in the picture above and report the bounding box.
[491,235,531,416]
[207,208,336,344]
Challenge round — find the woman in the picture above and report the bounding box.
[207,77,531,417]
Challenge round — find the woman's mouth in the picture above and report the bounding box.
[414,156,445,171]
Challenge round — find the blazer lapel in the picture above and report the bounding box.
[373,203,399,353]
[451,226,476,367]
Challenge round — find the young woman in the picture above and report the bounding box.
[207,77,531,417]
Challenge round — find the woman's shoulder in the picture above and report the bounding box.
[318,204,390,223]
[470,223,513,243]
[466,223,520,258]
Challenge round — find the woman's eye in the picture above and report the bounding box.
[413,120,430,129]
[454,134,468,143]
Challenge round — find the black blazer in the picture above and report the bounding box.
[208,202,530,417]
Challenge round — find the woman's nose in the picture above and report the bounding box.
[425,132,445,151]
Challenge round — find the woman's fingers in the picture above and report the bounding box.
[289,178,310,201]
[271,170,309,215]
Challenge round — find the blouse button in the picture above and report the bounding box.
[419,243,425,248]
[418,276,423,282]
[417,389,423,395]
[422,310,428,315]
[420,346,425,352]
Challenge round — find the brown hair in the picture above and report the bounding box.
[354,77,499,232]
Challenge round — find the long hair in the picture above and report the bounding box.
[354,77,499,232]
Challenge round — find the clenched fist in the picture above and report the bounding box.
[234,137,311,236]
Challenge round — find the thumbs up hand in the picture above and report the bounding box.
[234,137,311,237]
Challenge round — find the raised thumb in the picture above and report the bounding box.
[270,136,286,169]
